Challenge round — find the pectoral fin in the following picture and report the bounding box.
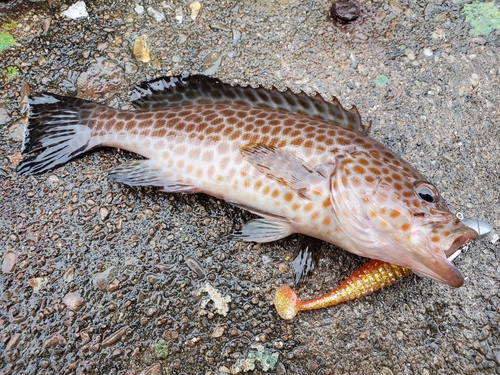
[240,144,329,198]
[108,160,198,194]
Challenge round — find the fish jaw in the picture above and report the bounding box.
[408,221,477,287]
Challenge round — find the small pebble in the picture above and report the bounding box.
[134,4,144,15]
[147,6,165,22]
[132,35,150,63]
[61,1,89,19]
[212,326,225,338]
[27,277,48,293]
[189,2,201,20]
[185,255,205,279]
[107,277,120,292]
[232,28,242,46]
[99,206,109,221]
[102,326,128,347]
[6,333,21,350]
[63,267,74,282]
[2,251,16,273]
[44,333,66,348]
[42,17,51,33]
[93,266,118,291]
[330,0,361,24]
[202,51,222,76]
[175,6,183,23]
[63,292,84,311]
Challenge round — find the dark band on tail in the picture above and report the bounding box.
[17,94,97,175]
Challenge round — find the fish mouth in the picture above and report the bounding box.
[413,225,478,288]
[444,226,478,258]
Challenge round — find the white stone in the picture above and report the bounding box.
[61,1,89,20]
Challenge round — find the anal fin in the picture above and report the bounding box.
[108,159,198,194]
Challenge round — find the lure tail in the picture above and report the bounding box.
[17,94,102,175]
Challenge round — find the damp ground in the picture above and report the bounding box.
[0,0,499,374]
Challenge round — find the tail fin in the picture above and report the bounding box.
[17,94,97,175]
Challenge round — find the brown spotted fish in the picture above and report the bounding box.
[18,74,476,301]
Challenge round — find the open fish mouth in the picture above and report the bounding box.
[411,223,477,288]
[444,226,478,258]
[426,225,478,288]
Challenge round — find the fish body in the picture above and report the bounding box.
[18,74,476,288]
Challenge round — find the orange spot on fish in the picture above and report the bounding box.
[230,130,242,141]
[392,173,402,181]
[341,176,347,186]
[115,122,124,131]
[353,165,365,174]
[322,217,331,226]
[291,203,300,211]
[403,191,413,198]
[311,212,320,220]
[358,158,369,166]
[443,231,450,237]
[262,186,270,195]
[284,192,293,202]
[322,198,330,208]
[365,175,375,183]
[401,223,410,231]
[271,189,280,198]
[244,180,250,188]
[304,203,313,212]
[390,210,400,219]
[304,140,313,149]
[380,208,387,215]
[412,200,420,208]
[431,236,440,242]
[254,181,262,189]
[369,167,381,175]
[369,210,377,218]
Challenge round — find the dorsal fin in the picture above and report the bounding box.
[130,73,369,134]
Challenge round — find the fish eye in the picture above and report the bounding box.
[413,181,439,203]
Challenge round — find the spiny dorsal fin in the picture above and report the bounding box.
[131,73,368,134]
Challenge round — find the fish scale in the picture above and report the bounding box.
[18,74,477,300]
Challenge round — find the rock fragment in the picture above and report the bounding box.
[132,35,150,63]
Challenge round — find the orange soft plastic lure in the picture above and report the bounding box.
[274,259,412,320]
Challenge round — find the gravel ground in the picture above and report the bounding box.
[0,0,499,374]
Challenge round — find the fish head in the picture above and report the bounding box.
[330,152,477,287]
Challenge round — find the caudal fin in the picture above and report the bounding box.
[17,94,98,175]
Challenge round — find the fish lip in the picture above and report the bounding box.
[444,226,478,258]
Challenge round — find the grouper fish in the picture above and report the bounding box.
[17,73,477,297]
